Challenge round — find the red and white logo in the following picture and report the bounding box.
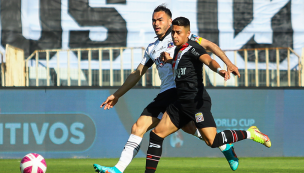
[195,112,204,123]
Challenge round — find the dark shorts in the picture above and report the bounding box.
[166,90,216,129]
[141,88,177,119]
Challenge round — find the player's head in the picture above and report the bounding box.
[171,17,190,47]
[152,4,172,39]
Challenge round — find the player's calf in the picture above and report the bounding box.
[145,131,164,173]
[211,130,247,148]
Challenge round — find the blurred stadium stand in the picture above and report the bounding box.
[0,0,304,87]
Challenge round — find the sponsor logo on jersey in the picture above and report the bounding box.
[190,34,203,44]
[191,48,200,56]
[176,67,186,78]
[167,42,174,48]
[157,46,166,52]
[195,112,204,123]
[149,142,161,148]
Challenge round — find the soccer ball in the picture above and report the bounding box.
[20,153,47,173]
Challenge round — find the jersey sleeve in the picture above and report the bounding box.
[189,34,203,45]
[140,46,154,68]
[189,40,208,60]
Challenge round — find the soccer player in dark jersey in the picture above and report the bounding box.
[144,17,271,173]
[94,5,241,173]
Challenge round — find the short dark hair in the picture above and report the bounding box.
[172,17,190,28]
[153,4,172,18]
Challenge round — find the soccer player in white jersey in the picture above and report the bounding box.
[93,5,241,173]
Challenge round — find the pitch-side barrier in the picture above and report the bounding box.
[1,45,303,87]
[204,47,303,87]
[0,52,4,86]
[25,47,153,87]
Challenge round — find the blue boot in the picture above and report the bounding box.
[93,164,122,173]
[221,144,239,171]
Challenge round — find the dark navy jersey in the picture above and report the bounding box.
[172,39,208,100]
[140,27,203,94]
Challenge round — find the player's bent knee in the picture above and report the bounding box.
[204,138,215,147]
[131,123,147,137]
[151,128,161,136]
[151,128,167,138]
[210,133,222,148]
[208,140,216,148]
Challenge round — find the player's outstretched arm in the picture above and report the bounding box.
[100,64,149,110]
[199,54,228,81]
[199,38,240,78]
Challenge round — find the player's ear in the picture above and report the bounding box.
[169,18,172,25]
[186,30,190,38]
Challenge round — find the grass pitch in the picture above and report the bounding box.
[3,157,304,173]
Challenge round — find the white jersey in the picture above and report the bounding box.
[140,28,202,93]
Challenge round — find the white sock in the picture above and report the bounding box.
[219,144,227,151]
[115,134,142,173]
[246,131,251,139]
[193,129,204,140]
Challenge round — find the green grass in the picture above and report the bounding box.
[3,157,304,173]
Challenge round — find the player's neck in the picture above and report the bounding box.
[157,26,172,40]
[157,33,166,40]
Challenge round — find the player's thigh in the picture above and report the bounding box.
[131,115,160,137]
[152,112,179,138]
[181,121,196,135]
[198,127,217,146]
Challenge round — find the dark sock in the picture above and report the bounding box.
[211,130,247,148]
[145,131,164,173]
